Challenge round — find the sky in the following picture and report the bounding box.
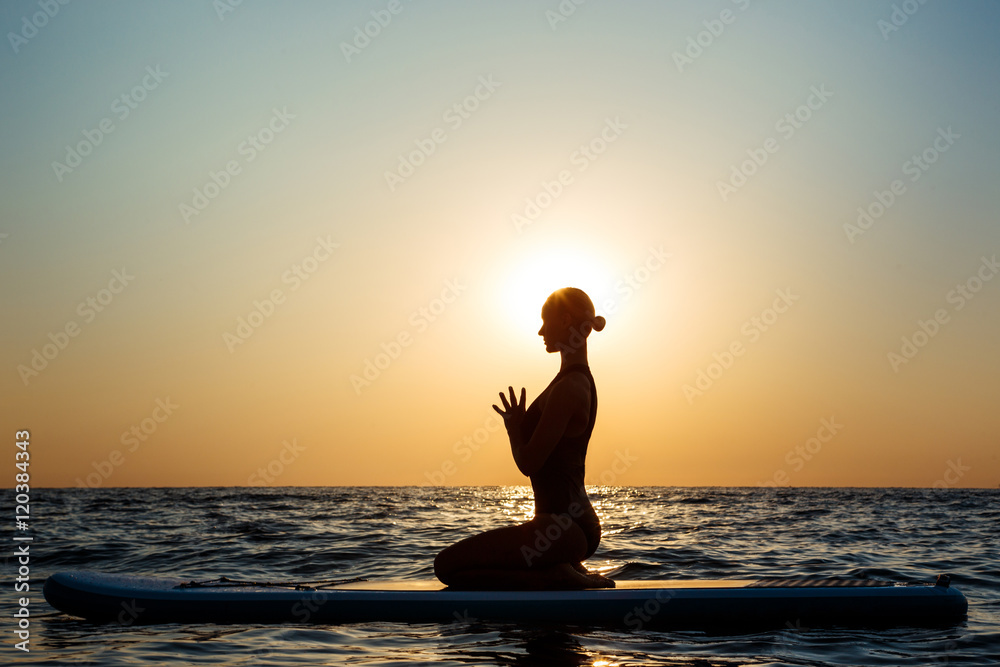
[1,0,998,489]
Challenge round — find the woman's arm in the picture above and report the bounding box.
[494,375,590,477]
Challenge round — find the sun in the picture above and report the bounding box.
[497,243,616,335]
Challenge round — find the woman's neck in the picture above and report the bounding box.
[559,345,588,372]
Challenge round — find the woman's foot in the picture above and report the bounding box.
[584,571,616,588]
[568,562,616,588]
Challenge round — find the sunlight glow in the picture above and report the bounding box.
[499,242,616,334]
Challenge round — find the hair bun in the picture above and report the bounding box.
[592,315,606,332]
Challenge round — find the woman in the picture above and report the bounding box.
[434,287,614,590]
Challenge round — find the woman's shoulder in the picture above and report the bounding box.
[550,369,592,402]
[557,363,592,378]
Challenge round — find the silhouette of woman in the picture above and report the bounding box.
[434,287,614,590]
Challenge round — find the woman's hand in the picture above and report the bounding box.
[493,386,526,434]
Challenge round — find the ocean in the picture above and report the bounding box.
[8,486,999,666]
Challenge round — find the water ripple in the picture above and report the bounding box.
[11,486,999,666]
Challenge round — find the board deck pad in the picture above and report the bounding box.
[43,571,968,628]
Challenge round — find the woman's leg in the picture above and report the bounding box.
[434,513,612,590]
[444,562,594,590]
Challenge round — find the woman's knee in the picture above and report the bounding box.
[434,545,456,583]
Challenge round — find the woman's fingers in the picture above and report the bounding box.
[495,386,527,416]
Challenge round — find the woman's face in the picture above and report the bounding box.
[538,304,571,352]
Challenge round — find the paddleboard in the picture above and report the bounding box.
[43,571,967,628]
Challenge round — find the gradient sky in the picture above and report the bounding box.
[2,0,998,488]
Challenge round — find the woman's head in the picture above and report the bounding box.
[538,287,606,352]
